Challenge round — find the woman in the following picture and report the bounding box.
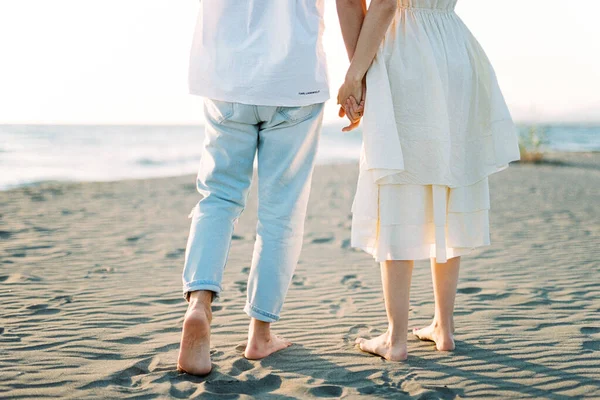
[336,0,520,361]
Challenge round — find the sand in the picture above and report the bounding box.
[1,152,599,399]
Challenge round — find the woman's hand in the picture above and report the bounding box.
[337,77,366,132]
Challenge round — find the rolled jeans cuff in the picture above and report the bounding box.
[244,302,280,323]
[183,280,222,300]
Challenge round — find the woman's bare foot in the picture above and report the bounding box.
[177,292,213,376]
[413,322,455,351]
[355,331,408,361]
[243,318,291,360]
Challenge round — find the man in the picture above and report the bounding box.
[177,0,330,376]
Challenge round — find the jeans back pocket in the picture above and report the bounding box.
[277,103,323,125]
[204,99,235,124]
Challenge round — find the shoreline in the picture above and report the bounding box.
[3,151,599,193]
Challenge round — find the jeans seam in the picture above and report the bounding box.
[183,279,222,292]
[245,302,279,321]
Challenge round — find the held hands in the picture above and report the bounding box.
[337,77,366,132]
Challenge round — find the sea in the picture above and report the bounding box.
[1,123,598,191]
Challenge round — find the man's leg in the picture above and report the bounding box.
[178,100,258,374]
[243,103,324,359]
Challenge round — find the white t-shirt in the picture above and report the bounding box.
[189,0,330,107]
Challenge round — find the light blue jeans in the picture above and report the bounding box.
[183,99,324,322]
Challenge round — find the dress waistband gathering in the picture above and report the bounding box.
[397,1,456,13]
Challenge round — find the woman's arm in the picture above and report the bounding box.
[336,0,367,130]
[336,0,367,61]
[337,0,397,130]
[346,0,397,83]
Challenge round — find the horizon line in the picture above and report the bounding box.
[1,121,600,127]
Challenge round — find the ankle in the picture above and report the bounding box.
[249,319,271,342]
[187,291,213,321]
[432,319,453,334]
[386,328,407,346]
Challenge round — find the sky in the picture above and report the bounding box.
[0,0,599,125]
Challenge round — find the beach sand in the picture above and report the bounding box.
[1,152,599,399]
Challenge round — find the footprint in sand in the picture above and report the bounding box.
[580,327,600,335]
[234,280,247,294]
[26,304,60,316]
[329,303,342,315]
[292,274,307,287]
[2,273,43,283]
[344,324,370,343]
[84,356,159,389]
[341,274,362,289]
[52,295,73,305]
[229,358,255,376]
[210,350,225,359]
[583,341,599,351]
[165,248,186,259]
[457,287,482,295]
[33,226,56,233]
[90,266,116,274]
[476,292,512,301]
[203,373,282,396]
[309,385,344,398]
[429,385,461,399]
[106,336,150,345]
[126,235,144,243]
[169,383,196,399]
[311,236,334,244]
[329,298,354,317]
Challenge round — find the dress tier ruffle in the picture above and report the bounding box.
[351,0,520,263]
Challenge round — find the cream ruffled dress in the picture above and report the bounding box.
[351,0,521,263]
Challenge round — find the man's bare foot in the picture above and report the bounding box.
[244,332,292,360]
[413,322,455,351]
[177,292,213,376]
[243,318,291,360]
[355,331,408,361]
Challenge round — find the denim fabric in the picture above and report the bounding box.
[182,99,324,322]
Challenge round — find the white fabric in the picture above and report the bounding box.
[352,179,491,263]
[189,0,330,107]
[352,0,520,262]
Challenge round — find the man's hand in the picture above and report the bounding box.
[337,78,366,132]
[338,96,365,132]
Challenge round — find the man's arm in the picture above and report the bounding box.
[336,0,367,61]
